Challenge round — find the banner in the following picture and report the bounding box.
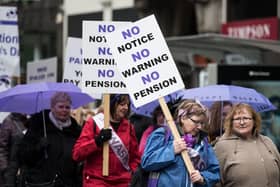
[0,6,20,77]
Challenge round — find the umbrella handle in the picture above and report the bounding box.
[44,149,48,159]
[42,111,48,159]
[43,111,47,138]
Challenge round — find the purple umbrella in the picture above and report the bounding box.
[0,82,95,114]
[0,82,95,138]
[180,84,276,112]
[0,82,95,158]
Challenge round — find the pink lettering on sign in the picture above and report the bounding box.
[221,17,278,40]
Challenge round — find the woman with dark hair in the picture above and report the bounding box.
[138,105,165,156]
[72,94,140,187]
[208,101,233,145]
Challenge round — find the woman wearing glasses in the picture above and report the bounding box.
[141,99,220,187]
[214,103,280,187]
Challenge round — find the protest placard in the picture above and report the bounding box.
[106,15,185,108]
[63,37,83,87]
[82,21,130,94]
[63,37,102,99]
[26,57,57,83]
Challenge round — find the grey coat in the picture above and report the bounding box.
[214,134,280,187]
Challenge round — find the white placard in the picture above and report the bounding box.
[0,6,20,77]
[107,15,185,107]
[26,57,57,83]
[63,37,83,87]
[82,21,130,94]
[63,37,102,99]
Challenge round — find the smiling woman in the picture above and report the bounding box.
[214,103,280,187]
[223,103,261,139]
[72,94,141,187]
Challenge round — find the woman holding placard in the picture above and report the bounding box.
[141,99,220,187]
[72,94,140,187]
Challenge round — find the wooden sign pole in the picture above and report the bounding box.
[102,93,110,176]
[158,96,195,173]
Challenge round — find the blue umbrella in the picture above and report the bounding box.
[180,84,276,112]
[0,82,95,114]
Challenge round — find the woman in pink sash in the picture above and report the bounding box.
[72,94,140,187]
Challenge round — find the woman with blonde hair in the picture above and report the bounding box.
[214,103,280,187]
[19,92,82,186]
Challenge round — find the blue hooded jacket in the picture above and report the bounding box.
[141,127,220,187]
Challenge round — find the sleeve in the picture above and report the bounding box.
[141,128,176,171]
[128,124,141,172]
[261,135,280,185]
[0,120,11,171]
[3,135,22,187]
[262,135,280,161]
[199,145,221,187]
[72,117,99,162]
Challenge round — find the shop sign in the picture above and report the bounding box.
[221,17,278,40]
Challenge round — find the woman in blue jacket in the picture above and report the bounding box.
[141,99,220,187]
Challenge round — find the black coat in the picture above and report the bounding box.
[18,110,82,187]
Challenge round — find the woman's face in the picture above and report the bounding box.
[51,101,71,122]
[113,99,129,121]
[156,112,165,126]
[232,108,254,139]
[181,114,205,136]
[222,104,232,122]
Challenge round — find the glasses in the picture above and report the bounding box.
[187,116,204,126]
[232,117,253,123]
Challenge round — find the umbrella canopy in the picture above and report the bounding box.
[131,90,183,117]
[180,84,276,112]
[0,82,95,114]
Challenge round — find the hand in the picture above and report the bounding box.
[95,128,112,147]
[190,170,205,184]
[173,138,187,154]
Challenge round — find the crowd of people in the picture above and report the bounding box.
[0,92,279,187]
